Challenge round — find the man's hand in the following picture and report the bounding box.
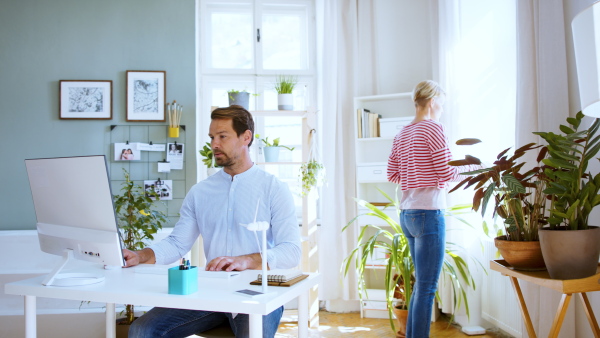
[122,248,156,268]
[206,253,262,272]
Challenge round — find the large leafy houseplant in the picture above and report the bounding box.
[342,191,477,333]
[449,142,547,241]
[534,112,600,230]
[113,169,167,325]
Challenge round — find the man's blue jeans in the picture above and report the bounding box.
[128,306,284,338]
[400,209,445,338]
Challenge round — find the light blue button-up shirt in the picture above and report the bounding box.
[149,164,301,269]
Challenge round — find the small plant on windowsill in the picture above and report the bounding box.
[255,134,295,163]
[274,75,297,110]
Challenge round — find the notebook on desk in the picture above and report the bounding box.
[250,274,309,287]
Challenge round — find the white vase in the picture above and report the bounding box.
[277,94,293,110]
[263,147,280,162]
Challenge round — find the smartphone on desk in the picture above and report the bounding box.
[235,289,264,298]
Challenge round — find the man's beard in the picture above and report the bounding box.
[214,152,233,167]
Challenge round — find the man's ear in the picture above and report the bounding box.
[242,130,253,146]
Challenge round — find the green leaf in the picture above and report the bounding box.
[560,125,575,134]
[501,174,525,194]
[542,158,577,169]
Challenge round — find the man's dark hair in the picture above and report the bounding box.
[211,105,255,146]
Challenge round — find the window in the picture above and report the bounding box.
[197,0,317,218]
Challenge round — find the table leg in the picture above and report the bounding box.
[298,292,308,337]
[24,295,36,338]
[105,303,116,338]
[549,293,572,338]
[509,276,536,338]
[248,314,262,338]
[579,293,600,338]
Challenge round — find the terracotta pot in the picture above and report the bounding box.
[539,226,600,280]
[392,306,408,338]
[494,236,546,271]
[116,318,135,338]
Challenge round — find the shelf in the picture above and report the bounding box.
[356,137,394,142]
[256,162,303,165]
[250,110,307,117]
[354,92,412,102]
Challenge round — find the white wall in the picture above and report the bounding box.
[373,0,433,95]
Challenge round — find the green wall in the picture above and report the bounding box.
[0,0,196,230]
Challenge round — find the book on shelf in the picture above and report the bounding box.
[257,269,303,282]
[356,108,382,138]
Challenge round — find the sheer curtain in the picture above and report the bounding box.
[434,0,518,328]
[316,0,377,310]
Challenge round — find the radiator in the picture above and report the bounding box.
[481,239,523,338]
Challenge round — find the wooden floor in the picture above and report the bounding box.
[276,311,513,337]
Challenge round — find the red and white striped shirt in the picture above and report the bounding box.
[387,120,474,191]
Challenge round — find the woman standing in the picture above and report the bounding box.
[387,80,478,337]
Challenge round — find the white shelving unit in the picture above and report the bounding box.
[353,93,414,318]
[250,110,320,328]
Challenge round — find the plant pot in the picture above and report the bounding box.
[277,93,293,110]
[392,306,408,338]
[228,92,250,110]
[539,226,600,279]
[494,236,546,271]
[263,147,280,162]
[116,317,137,338]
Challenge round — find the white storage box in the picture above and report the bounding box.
[357,165,387,182]
[380,117,413,138]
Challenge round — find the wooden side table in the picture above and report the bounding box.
[490,260,600,338]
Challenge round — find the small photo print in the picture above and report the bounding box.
[168,143,183,155]
[114,143,141,161]
[144,179,173,201]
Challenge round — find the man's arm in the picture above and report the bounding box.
[122,248,156,267]
[205,253,262,271]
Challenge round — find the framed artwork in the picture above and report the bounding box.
[59,80,112,120]
[126,70,166,122]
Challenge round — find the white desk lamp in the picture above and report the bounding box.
[573,2,600,117]
[240,199,269,294]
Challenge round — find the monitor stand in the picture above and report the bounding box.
[42,249,105,286]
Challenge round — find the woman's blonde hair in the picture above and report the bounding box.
[413,80,445,107]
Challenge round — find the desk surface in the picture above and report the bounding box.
[5,265,320,316]
[490,260,600,294]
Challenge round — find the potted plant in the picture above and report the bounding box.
[449,141,548,271]
[113,169,168,336]
[534,112,600,279]
[227,89,251,110]
[199,142,222,176]
[343,191,477,336]
[299,160,324,196]
[255,134,295,162]
[274,75,297,110]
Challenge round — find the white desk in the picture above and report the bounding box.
[5,266,320,338]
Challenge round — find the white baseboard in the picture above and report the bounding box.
[324,299,360,313]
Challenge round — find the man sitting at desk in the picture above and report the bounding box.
[123,105,301,338]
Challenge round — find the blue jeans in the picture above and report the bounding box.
[128,306,284,338]
[400,209,445,338]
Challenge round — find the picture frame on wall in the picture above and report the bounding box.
[59,80,112,120]
[126,70,166,122]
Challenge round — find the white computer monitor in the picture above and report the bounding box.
[25,155,125,286]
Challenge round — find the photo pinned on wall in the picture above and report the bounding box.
[114,143,141,161]
[144,179,173,201]
[126,70,166,122]
[59,80,112,120]
[166,142,184,170]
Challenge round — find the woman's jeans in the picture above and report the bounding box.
[128,306,284,338]
[400,209,445,338]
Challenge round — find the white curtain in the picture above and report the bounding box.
[434,0,518,328]
[515,1,573,337]
[316,0,377,309]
